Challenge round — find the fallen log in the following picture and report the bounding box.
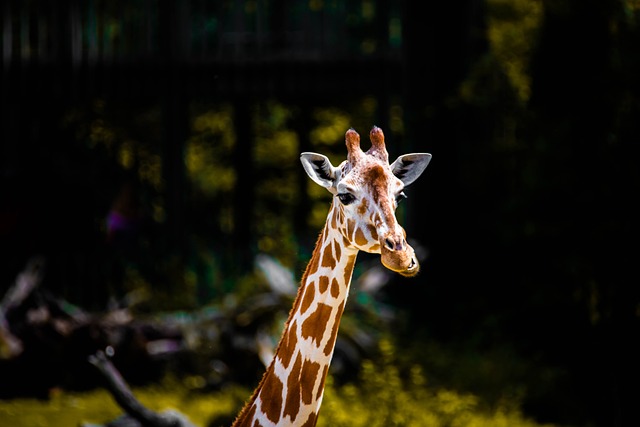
[87,349,197,427]
[0,256,45,359]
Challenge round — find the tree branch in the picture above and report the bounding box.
[88,350,196,427]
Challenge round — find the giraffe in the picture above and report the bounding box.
[231,126,431,427]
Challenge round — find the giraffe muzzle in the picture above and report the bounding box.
[380,235,420,277]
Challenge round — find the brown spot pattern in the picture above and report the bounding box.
[343,255,356,285]
[307,251,320,277]
[354,226,367,246]
[235,404,257,427]
[321,243,335,269]
[365,165,387,204]
[302,412,318,427]
[331,207,338,229]
[333,239,341,260]
[357,202,367,216]
[318,275,329,294]
[283,353,303,421]
[323,302,345,356]
[279,320,298,369]
[346,219,355,239]
[301,284,315,315]
[330,278,340,298]
[367,223,378,241]
[316,365,329,404]
[258,370,283,424]
[302,237,322,281]
[301,303,333,346]
[300,359,321,404]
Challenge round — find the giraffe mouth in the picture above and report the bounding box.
[380,245,420,277]
[401,257,420,277]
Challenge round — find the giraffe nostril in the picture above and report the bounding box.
[385,237,406,251]
[385,238,394,251]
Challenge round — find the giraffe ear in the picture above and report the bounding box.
[390,153,432,186]
[300,152,339,190]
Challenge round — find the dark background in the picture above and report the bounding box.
[1,1,639,426]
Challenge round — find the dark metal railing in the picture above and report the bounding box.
[1,0,403,68]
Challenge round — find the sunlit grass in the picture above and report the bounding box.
[0,389,122,427]
[0,378,556,427]
[320,363,554,427]
[318,338,557,427]
[0,344,559,427]
[0,382,249,427]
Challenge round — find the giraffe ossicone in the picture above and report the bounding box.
[231,126,431,427]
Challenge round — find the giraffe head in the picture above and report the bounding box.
[301,126,431,277]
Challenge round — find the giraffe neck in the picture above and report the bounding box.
[232,210,358,427]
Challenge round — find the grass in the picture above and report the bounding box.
[0,381,557,427]
[317,338,558,427]
[0,339,560,427]
[0,382,247,427]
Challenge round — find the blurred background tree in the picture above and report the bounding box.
[1,1,639,426]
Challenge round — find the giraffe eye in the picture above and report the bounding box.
[337,193,356,205]
[396,192,407,204]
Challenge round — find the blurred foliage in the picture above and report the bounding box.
[67,99,165,193]
[320,338,555,427]
[63,99,166,223]
[0,338,557,427]
[458,0,543,159]
[485,0,542,104]
[186,105,236,198]
[60,94,405,305]
[252,101,299,260]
